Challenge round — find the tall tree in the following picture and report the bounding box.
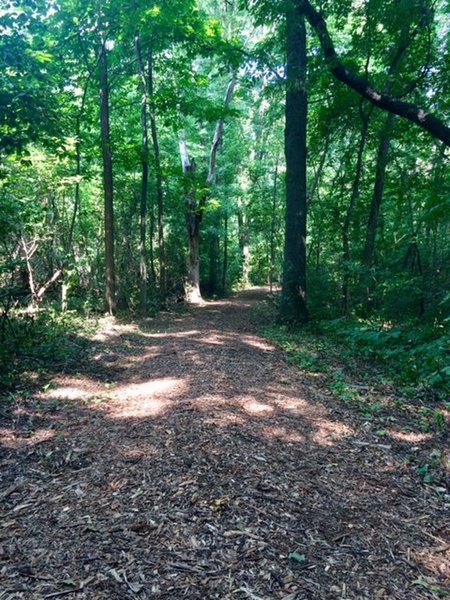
[99,39,115,314]
[179,78,236,303]
[134,30,149,313]
[280,0,308,322]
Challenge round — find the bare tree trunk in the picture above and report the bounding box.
[238,207,250,288]
[179,79,236,304]
[280,0,308,322]
[99,42,115,315]
[148,192,156,285]
[21,237,37,309]
[148,48,166,302]
[134,31,149,314]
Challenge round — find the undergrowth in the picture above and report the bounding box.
[254,298,449,488]
[253,296,449,400]
[0,308,95,394]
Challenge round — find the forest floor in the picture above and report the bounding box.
[0,289,449,600]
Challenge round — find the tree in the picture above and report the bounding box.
[99,39,115,315]
[279,0,308,322]
[299,0,450,146]
[179,78,236,303]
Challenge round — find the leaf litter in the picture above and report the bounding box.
[0,289,448,599]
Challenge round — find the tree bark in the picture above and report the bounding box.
[148,48,166,302]
[300,0,450,146]
[222,212,228,293]
[179,138,203,303]
[208,221,220,295]
[342,102,372,314]
[362,112,396,269]
[99,42,115,315]
[280,0,308,322]
[134,31,149,314]
[269,157,279,292]
[238,207,250,288]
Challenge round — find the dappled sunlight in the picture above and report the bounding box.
[388,430,434,443]
[110,396,168,418]
[107,377,185,418]
[272,394,324,416]
[204,412,246,427]
[198,332,230,345]
[238,335,274,352]
[410,545,450,583]
[243,400,275,415]
[144,329,201,339]
[1,290,449,600]
[47,385,96,401]
[260,423,305,443]
[119,447,157,461]
[310,419,354,445]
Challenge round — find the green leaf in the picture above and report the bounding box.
[288,552,306,563]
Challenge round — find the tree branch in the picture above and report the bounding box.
[207,78,237,185]
[300,0,450,146]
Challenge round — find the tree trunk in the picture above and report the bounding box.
[99,42,115,315]
[342,103,372,314]
[280,1,308,322]
[187,216,203,304]
[269,158,279,292]
[179,79,236,304]
[362,112,395,269]
[238,208,250,288]
[148,48,166,302]
[208,223,220,295]
[222,212,228,293]
[179,139,203,303]
[135,31,149,314]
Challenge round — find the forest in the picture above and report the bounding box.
[0,0,449,598]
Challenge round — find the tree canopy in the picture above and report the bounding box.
[1,0,448,359]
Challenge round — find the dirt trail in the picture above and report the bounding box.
[0,289,448,599]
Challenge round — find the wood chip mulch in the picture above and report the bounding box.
[0,289,449,599]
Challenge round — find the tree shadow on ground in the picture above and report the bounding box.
[0,291,449,599]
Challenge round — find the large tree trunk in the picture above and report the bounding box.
[134,31,149,314]
[148,48,166,302]
[280,1,308,322]
[99,42,115,315]
[187,216,203,304]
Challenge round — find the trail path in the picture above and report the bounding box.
[1,290,448,599]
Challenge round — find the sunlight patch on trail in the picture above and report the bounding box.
[388,430,433,443]
[243,400,274,415]
[108,377,185,418]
